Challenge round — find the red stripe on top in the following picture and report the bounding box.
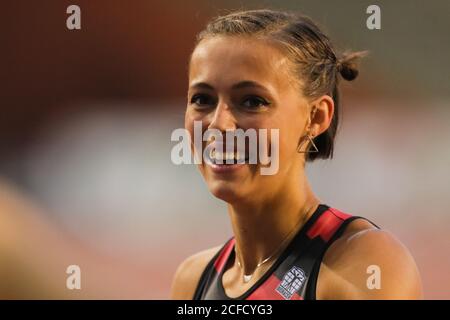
[214,238,236,272]
[247,274,303,300]
[306,207,352,242]
[329,207,352,220]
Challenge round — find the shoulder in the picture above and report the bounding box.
[317,217,423,299]
[170,245,222,299]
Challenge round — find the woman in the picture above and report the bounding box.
[171,9,422,300]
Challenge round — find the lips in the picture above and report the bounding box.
[202,144,250,175]
[208,149,248,165]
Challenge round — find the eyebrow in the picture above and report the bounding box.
[189,80,269,91]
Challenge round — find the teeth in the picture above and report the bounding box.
[209,150,244,161]
[216,152,224,161]
[236,151,245,161]
[208,149,247,163]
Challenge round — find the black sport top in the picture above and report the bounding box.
[193,204,379,300]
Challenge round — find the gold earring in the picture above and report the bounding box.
[297,134,319,153]
[298,107,319,153]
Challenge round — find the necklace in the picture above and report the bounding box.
[234,205,315,283]
[234,248,279,283]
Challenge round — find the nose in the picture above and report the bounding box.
[208,100,237,133]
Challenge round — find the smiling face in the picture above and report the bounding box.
[185,35,312,204]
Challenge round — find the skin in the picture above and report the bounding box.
[171,35,423,299]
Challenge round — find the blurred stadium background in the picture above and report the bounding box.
[0,0,449,298]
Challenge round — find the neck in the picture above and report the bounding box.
[228,174,320,277]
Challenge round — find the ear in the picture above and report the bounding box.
[308,95,334,137]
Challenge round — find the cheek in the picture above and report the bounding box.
[184,110,203,144]
[184,112,199,162]
[275,129,296,170]
[280,125,301,152]
[184,110,195,132]
[266,113,303,164]
[185,109,210,133]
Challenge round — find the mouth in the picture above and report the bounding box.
[204,149,249,174]
[207,149,249,165]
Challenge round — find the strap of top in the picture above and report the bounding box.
[304,215,380,299]
[193,207,380,300]
[192,238,232,300]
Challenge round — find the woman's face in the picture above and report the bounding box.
[186,35,311,204]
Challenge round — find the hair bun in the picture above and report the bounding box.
[337,51,368,81]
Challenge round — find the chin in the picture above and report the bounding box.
[208,181,245,204]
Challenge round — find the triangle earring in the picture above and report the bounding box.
[297,134,319,153]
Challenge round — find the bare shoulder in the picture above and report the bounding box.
[170,245,222,299]
[317,218,423,299]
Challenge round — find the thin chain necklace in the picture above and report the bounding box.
[234,205,315,283]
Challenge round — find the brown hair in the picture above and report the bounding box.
[193,9,367,161]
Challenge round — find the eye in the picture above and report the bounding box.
[241,96,270,109]
[190,93,216,108]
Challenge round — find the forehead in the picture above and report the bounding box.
[189,36,294,90]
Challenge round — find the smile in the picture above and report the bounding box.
[204,149,248,174]
[208,149,248,164]
[170,121,280,175]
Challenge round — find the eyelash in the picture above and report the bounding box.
[190,94,215,107]
[241,96,271,109]
[189,94,271,110]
